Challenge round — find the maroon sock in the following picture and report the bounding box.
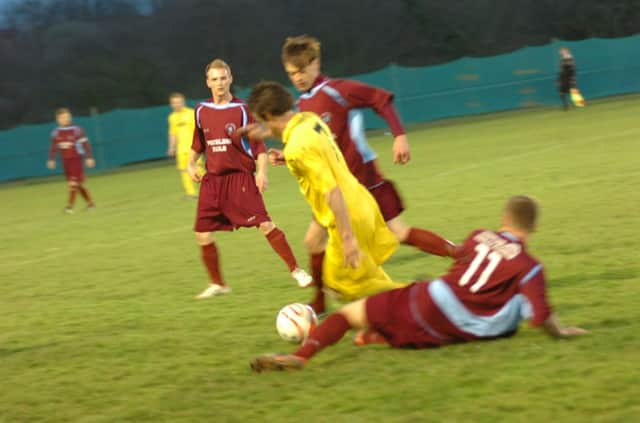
[404,227,455,257]
[295,313,352,360]
[67,186,77,207]
[201,242,225,286]
[266,227,298,272]
[77,185,93,206]
[308,252,326,313]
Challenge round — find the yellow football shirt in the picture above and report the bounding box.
[283,112,402,301]
[168,107,195,155]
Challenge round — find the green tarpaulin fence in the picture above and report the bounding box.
[2,35,639,182]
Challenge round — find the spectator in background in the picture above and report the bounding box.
[557,47,576,110]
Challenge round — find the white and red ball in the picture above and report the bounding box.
[276,303,318,343]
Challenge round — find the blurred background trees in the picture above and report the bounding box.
[1,0,639,129]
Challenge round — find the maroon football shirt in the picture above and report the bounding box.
[192,97,266,176]
[296,76,405,189]
[49,125,93,160]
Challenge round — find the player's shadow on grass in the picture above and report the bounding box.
[0,343,57,357]
[585,317,630,330]
[387,250,430,265]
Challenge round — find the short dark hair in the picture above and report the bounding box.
[505,195,539,232]
[247,81,294,120]
[282,34,321,68]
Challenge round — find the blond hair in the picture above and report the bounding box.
[205,59,232,76]
[281,35,321,68]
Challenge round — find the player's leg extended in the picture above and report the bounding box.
[259,221,312,287]
[77,184,94,208]
[387,216,455,258]
[251,298,369,372]
[195,231,230,298]
[303,219,329,314]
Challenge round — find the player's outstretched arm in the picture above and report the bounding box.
[542,314,589,338]
[187,149,203,183]
[326,186,361,268]
[267,148,286,166]
[392,134,411,165]
[236,122,272,141]
[255,152,268,193]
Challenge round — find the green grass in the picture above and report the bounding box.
[1,97,640,422]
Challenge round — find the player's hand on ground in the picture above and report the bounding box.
[342,236,362,268]
[187,163,202,183]
[255,171,268,193]
[85,158,96,168]
[392,134,411,164]
[267,148,286,166]
[46,160,56,169]
[560,327,589,337]
[236,122,272,140]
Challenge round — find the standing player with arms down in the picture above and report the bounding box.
[47,108,96,213]
[188,59,312,299]
[277,35,455,313]
[251,195,588,372]
[244,82,404,305]
[167,92,199,198]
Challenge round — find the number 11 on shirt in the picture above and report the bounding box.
[459,244,503,293]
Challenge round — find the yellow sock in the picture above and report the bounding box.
[181,171,196,196]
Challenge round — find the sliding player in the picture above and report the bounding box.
[47,108,96,213]
[188,60,311,299]
[279,35,455,313]
[245,81,403,304]
[167,92,198,197]
[251,195,588,372]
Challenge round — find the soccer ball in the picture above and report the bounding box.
[276,303,318,343]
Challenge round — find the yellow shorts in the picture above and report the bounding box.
[176,153,204,171]
[176,152,189,170]
[322,205,403,302]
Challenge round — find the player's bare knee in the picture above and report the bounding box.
[339,299,368,330]
[195,231,213,246]
[387,217,410,242]
[304,230,327,254]
[68,181,78,188]
[259,221,276,235]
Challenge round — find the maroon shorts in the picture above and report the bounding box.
[63,157,85,183]
[194,172,271,232]
[368,180,404,222]
[365,282,447,349]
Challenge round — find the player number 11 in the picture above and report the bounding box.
[459,244,502,293]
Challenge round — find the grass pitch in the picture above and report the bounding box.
[1,97,639,422]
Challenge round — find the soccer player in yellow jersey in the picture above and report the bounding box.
[245,81,404,302]
[168,92,198,197]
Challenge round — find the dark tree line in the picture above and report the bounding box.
[1,0,639,129]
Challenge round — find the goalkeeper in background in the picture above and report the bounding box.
[168,92,199,197]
